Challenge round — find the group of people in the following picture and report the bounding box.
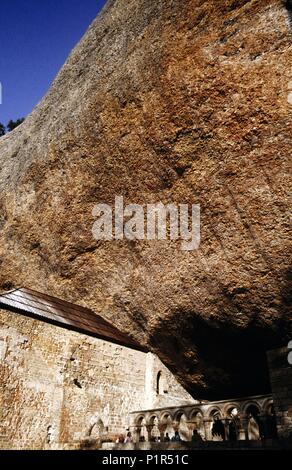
[148,430,184,443]
[116,413,278,444]
[211,416,239,441]
[116,431,133,444]
[163,430,203,443]
[117,429,204,444]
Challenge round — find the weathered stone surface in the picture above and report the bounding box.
[0,0,291,399]
[0,308,193,449]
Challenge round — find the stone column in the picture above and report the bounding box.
[223,419,228,441]
[242,416,250,440]
[134,426,141,443]
[203,419,212,441]
[186,421,195,441]
[158,423,166,442]
[237,417,247,441]
[146,425,152,442]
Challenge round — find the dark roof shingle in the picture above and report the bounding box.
[0,287,147,352]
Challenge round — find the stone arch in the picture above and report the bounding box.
[148,414,159,426]
[241,400,261,417]
[189,406,204,419]
[135,415,147,442]
[244,403,261,441]
[222,403,240,419]
[156,370,168,395]
[135,413,147,426]
[207,407,222,419]
[88,418,104,438]
[159,409,175,421]
[173,410,189,441]
[262,399,274,416]
[173,408,189,422]
[189,407,204,420]
[224,404,240,441]
[208,407,225,441]
[148,415,160,441]
[260,399,277,440]
[189,408,205,440]
[160,412,174,440]
[156,371,162,394]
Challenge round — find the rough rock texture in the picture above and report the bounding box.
[0,0,291,399]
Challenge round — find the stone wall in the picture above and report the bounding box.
[0,308,194,449]
[267,346,292,439]
[144,352,196,410]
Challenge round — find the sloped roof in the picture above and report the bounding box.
[0,287,147,352]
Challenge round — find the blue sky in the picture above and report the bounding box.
[0,0,107,125]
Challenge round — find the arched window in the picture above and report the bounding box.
[156,370,169,395]
[156,371,162,394]
[88,418,104,438]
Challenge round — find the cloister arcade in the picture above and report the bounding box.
[131,394,277,443]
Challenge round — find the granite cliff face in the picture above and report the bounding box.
[0,0,291,399]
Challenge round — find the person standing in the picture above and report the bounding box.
[171,430,181,441]
[124,431,133,443]
[164,432,170,442]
